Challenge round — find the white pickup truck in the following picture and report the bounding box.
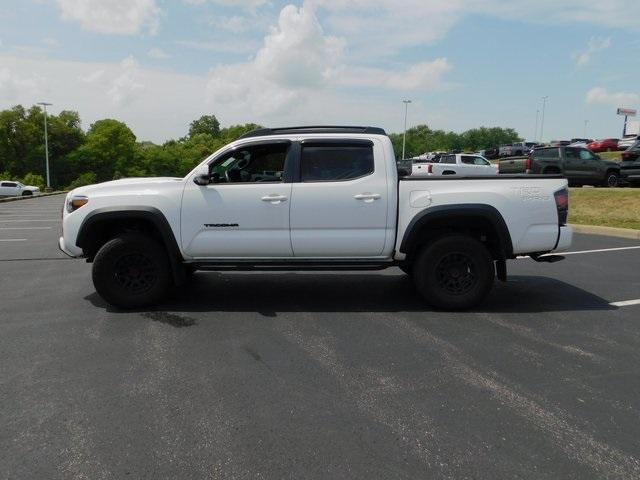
[412,153,498,177]
[59,126,572,310]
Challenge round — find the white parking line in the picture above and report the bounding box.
[560,246,640,256]
[0,219,58,223]
[0,227,52,230]
[610,299,640,307]
[0,238,27,242]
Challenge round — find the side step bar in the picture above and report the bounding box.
[530,254,565,263]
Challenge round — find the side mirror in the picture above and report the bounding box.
[193,173,211,186]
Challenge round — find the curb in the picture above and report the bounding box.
[570,223,640,240]
[0,191,67,203]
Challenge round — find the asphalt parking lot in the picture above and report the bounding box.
[1,195,640,479]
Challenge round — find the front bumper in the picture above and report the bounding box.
[58,236,82,257]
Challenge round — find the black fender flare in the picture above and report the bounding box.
[76,206,186,285]
[399,204,513,258]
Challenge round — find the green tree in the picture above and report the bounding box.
[188,115,220,138]
[67,119,137,182]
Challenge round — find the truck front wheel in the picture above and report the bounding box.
[92,233,171,309]
[413,235,494,310]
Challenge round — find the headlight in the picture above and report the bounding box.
[67,195,89,213]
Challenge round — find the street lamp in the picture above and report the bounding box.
[402,100,412,159]
[534,109,539,142]
[539,96,548,143]
[37,102,52,190]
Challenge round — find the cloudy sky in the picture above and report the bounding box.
[1,0,639,143]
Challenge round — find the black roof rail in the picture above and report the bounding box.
[239,126,387,139]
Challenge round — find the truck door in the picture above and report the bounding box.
[181,140,294,258]
[563,148,585,181]
[289,139,389,257]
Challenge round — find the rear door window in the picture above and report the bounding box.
[300,142,374,182]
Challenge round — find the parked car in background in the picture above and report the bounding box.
[499,142,539,157]
[620,140,640,186]
[588,138,619,152]
[413,153,498,176]
[549,140,571,147]
[498,146,620,187]
[479,147,500,160]
[618,135,639,150]
[0,181,40,197]
[569,138,593,148]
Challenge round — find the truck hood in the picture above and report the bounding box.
[71,177,183,196]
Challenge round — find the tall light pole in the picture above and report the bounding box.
[402,99,412,159]
[539,96,548,143]
[534,109,539,142]
[583,119,589,138]
[37,102,52,190]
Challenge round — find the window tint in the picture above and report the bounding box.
[211,142,289,183]
[461,155,475,165]
[440,155,456,164]
[1,182,17,187]
[533,148,559,159]
[565,148,580,160]
[301,143,374,182]
[579,149,596,160]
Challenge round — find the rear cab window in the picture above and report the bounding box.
[300,141,374,182]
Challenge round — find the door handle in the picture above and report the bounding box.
[354,193,381,203]
[261,194,288,204]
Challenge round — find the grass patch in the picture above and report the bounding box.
[569,188,640,230]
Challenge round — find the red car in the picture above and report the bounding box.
[587,138,619,152]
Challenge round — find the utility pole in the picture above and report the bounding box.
[534,109,539,142]
[37,102,52,190]
[540,96,548,143]
[402,100,412,159]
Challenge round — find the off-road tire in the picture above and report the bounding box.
[92,233,171,309]
[413,235,495,310]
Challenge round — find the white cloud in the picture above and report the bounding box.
[339,59,452,92]
[176,38,259,54]
[206,3,345,115]
[574,36,611,66]
[206,3,451,118]
[55,0,161,35]
[312,0,640,57]
[184,0,267,8]
[0,68,42,101]
[42,37,60,47]
[147,47,171,59]
[77,56,145,106]
[586,87,639,108]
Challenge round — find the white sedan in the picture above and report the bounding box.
[0,181,40,197]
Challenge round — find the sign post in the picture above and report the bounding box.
[617,108,637,137]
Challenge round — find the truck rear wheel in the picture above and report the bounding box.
[413,235,494,310]
[92,233,171,309]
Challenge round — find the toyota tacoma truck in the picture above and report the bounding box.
[59,126,572,310]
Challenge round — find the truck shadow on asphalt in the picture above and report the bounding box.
[85,272,615,315]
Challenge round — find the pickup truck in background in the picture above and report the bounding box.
[621,139,640,186]
[499,142,538,157]
[498,146,621,187]
[412,153,498,176]
[59,126,572,311]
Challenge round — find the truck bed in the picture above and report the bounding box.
[396,175,570,257]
